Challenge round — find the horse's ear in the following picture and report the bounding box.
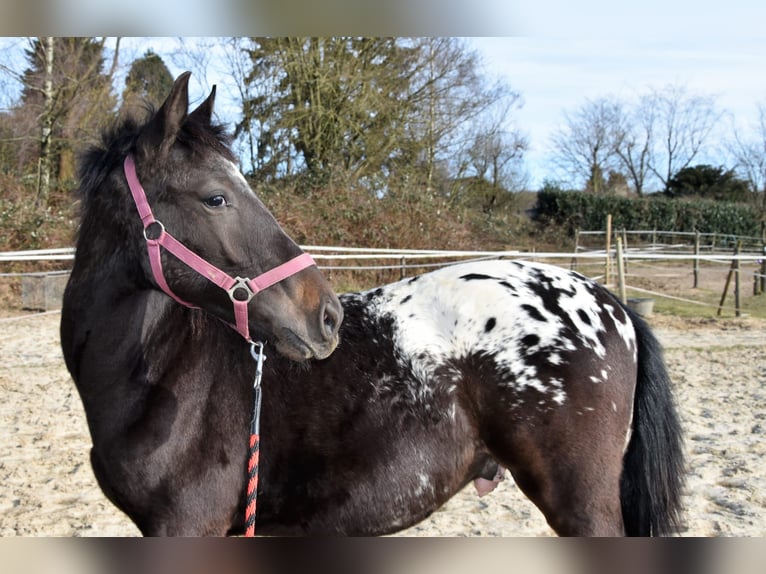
[138,71,192,158]
[189,85,216,125]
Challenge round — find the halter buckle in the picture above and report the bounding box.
[143,220,165,242]
[227,276,256,303]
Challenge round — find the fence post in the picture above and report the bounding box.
[760,248,766,295]
[604,214,612,286]
[693,231,700,288]
[717,241,741,316]
[761,226,766,294]
[734,241,741,317]
[571,229,580,270]
[400,256,406,280]
[621,228,629,274]
[616,236,627,304]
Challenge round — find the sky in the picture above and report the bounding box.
[469,35,766,188]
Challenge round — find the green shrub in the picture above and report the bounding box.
[535,190,761,237]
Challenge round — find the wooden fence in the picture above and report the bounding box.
[2,229,765,315]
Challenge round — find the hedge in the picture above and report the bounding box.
[535,190,761,237]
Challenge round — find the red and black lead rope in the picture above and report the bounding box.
[245,341,265,537]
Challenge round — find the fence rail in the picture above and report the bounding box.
[2,228,765,314]
[0,248,76,262]
[575,228,765,255]
[1,244,764,268]
[577,229,763,242]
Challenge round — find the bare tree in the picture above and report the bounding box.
[645,84,721,191]
[729,102,766,212]
[165,38,263,173]
[0,37,121,206]
[0,38,27,104]
[36,36,55,207]
[549,97,622,193]
[402,38,522,196]
[611,94,654,195]
[217,37,256,172]
[456,96,528,190]
[468,129,527,189]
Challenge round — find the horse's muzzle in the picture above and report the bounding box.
[274,293,342,361]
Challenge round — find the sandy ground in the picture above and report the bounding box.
[0,310,764,537]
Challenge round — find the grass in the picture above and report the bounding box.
[624,285,766,320]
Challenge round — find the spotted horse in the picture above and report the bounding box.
[273,259,685,536]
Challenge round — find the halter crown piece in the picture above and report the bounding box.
[123,154,316,342]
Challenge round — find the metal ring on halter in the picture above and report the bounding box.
[250,340,265,362]
[227,276,256,304]
[250,341,266,389]
[143,220,165,242]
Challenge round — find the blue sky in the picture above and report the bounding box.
[469,35,766,188]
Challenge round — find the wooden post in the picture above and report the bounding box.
[760,254,766,295]
[400,256,406,280]
[621,229,629,274]
[604,214,612,286]
[717,262,735,316]
[761,231,766,294]
[571,229,580,270]
[651,228,657,250]
[734,241,741,317]
[693,231,700,288]
[616,237,627,304]
[717,241,741,316]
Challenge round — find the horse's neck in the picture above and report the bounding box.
[63,257,222,445]
[64,251,192,364]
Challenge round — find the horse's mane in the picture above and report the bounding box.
[76,106,235,204]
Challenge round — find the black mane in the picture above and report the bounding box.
[76,107,235,205]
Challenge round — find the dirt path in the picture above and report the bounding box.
[0,311,764,536]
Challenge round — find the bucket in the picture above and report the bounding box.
[627,297,654,317]
[21,271,70,311]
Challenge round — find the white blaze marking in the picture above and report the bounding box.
[223,159,253,195]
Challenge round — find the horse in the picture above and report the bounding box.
[61,72,684,536]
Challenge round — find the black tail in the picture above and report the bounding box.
[620,306,685,536]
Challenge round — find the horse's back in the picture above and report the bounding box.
[346,259,638,386]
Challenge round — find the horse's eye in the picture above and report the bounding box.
[203,195,227,208]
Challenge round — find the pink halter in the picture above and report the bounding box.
[124,154,315,342]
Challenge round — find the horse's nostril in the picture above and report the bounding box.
[324,312,335,333]
[321,298,342,339]
[323,309,337,334]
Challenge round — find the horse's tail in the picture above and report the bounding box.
[619,306,685,536]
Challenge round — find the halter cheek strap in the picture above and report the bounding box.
[124,154,315,342]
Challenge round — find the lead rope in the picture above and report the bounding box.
[245,341,266,537]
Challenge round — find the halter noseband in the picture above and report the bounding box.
[123,154,315,342]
